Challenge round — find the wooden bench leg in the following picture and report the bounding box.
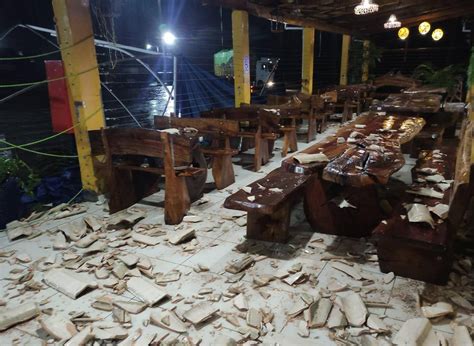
[320,115,327,133]
[108,169,138,214]
[307,116,317,143]
[281,133,290,157]
[254,135,262,172]
[254,136,269,172]
[289,130,298,153]
[164,175,190,224]
[212,154,235,190]
[246,201,291,243]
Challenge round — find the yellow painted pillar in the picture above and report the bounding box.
[232,10,251,107]
[339,34,351,86]
[362,40,370,83]
[52,0,105,192]
[301,28,315,95]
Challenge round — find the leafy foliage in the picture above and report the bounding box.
[412,63,466,93]
[348,41,383,84]
[0,157,39,195]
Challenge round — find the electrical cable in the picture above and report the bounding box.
[0,24,94,61]
[67,188,84,204]
[0,106,104,151]
[0,139,78,158]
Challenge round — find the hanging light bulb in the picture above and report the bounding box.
[432,28,444,41]
[384,14,401,29]
[418,21,431,35]
[398,27,410,40]
[354,0,379,15]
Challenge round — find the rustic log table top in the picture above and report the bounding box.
[377,93,442,114]
[282,112,425,187]
[403,86,447,95]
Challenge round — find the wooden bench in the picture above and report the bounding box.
[154,116,239,190]
[267,93,328,142]
[90,128,204,225]
[373,120,473,284]
[321,90,356,123]
[240,104,299,156]
[223,168,312,243]
[200,107,279,171]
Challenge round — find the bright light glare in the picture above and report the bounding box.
[145,43,152,50]
[267,81,275,87]
[162,31,176,45]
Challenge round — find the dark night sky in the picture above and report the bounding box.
[0,1,472,90]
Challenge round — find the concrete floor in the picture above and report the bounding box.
[1,122,473,345]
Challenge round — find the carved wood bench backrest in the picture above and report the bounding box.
[154,116,240,137]
[89,128,192,168]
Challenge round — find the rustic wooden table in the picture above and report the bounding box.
[282,112,426,237]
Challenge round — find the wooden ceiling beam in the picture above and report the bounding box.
[202,0,360,35]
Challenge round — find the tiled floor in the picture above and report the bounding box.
[1,122,472,345]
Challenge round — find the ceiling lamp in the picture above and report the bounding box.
[418,21,431,35]
[398,27,410,40]
[432,28,444,41]
[354,0,379,15]
[384,14,401,29]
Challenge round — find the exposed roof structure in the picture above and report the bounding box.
[203,0,474,36]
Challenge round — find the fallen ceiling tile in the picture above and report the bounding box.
[183,302,219,325]
[43,268,98,299]
[340,292,368,327]
[126,277,169,307]
[150,310,188,333]
[0,302,40,331]
[39,314,78,341]
[392,317,432,345]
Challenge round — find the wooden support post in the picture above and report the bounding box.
[339,34,351,86]
[301,28,315,95]
[468,48,474,164]
[232,10,250,107]
[52,0,105,192]
[362,40,370,82]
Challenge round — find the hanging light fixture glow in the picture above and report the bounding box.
[354,0,379,15]
[418,21,431,35]
[432,28,444,41]
[398,27,410,40]
[384,14,401,29]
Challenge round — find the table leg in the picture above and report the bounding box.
[303,179,383,237]
[246,202,291,243]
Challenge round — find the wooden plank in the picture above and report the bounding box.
[378,93,442,114]
[223,168,311,215]
[154,117,240,136]
[101,128,192,164]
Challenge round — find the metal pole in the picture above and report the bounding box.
[173,55,178,116]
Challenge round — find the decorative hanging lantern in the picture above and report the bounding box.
[384,14,401,29]
[398,27,410,40]
[432,28,444,41]
[418,21,431,35]
[354,0,379,15]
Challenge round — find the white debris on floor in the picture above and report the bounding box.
[0,124,473,345]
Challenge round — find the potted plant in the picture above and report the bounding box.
[412,63,466,94]
[0,157,39,229]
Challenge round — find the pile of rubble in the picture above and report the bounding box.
[0,199,473,345]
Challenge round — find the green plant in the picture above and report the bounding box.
[348,41,383,84]
[412,63,466,93]
[0,157,40,196]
